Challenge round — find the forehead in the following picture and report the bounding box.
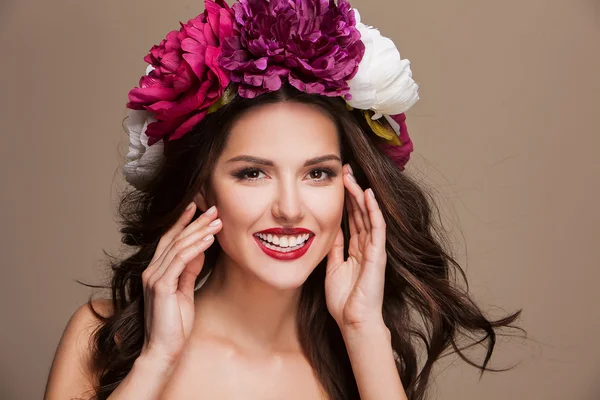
[221,102,340,164]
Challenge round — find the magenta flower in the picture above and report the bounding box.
[126,0,235,145]
[219,0,365,99]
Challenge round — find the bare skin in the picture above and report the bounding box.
[158,318,326,399]
[45,102,405,400]
[46,103,340,399]
[158,102,340,399]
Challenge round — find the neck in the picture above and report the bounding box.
[193,256,303,354]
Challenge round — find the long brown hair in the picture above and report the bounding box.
[80,83,523,399]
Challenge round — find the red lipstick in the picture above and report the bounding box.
[256,227,313,235]
[254,227,315,261]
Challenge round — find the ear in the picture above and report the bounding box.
[193,190,209,213]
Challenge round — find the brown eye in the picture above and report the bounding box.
[232,168,266,181]
[310,170,323,179]
[305,168,336,182]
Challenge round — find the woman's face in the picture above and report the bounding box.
[200,101,345,290]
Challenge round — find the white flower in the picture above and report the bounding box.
[347,9,419,119]
[122,64,165,190]
[123,108,164,190]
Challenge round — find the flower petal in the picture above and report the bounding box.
[220,0,364,98]
[347,8,419,115]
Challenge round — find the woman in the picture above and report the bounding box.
[45,0,521,399]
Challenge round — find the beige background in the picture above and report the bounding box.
[1,0,598,398]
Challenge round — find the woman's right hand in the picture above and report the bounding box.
[140,202,221,366]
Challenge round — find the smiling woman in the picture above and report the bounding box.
[196,102,346,289]
[44,0,522,399]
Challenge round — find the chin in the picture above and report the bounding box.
[249,261,316,291]
[246,233,324,291]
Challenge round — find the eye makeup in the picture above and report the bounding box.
[231,165,339,183]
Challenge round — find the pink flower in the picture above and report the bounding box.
[126,0,236,145]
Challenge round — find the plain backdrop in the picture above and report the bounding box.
[1,0,599,399]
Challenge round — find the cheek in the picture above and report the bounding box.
[212,184,267,235]
[306,186,345,230]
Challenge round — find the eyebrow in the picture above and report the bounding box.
[225,154,341,167]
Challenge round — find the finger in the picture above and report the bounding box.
[343,165,364,233]
[149,221,222,287]
[178,205,218,241]
[325,228,344,275]
[343,165,372,233]
[364,188,387,253]
[343,171,370,233]
[177,251,206,297]
[350,191,366,233]
[152,202,197,264]
[345,190,358,237]
[167,234,215,294]
[148,206,219,277]
[153,234,216,296]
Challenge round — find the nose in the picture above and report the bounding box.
[271,177,304,223]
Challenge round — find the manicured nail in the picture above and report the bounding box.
[347,173,356,183]
[205,205,216,215]
[368,188,375,199]
[209,218,221,227]
[348,164,354,175]
[203,234,214,242]
[186,202,195,211]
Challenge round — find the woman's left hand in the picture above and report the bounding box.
[325,164,388,332]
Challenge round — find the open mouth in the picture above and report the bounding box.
[254,233,311,252]
[253,232,315,260]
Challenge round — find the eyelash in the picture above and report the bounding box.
[232,167,337,183]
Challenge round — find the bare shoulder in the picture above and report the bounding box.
[44,298,114,400]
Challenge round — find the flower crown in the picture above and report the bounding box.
[124,0,419,190]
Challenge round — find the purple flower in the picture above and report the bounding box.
[218,0,365,99]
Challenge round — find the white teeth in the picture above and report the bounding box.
[256,233,311,249]
[263,241,305,252]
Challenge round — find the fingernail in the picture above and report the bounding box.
[368,188,375,199]
[203,234,214,242]
[348,164,354,175]
[205,205,216,215]
[186,202,195,211]
[209,218,221,227]
[348,173,356,183]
